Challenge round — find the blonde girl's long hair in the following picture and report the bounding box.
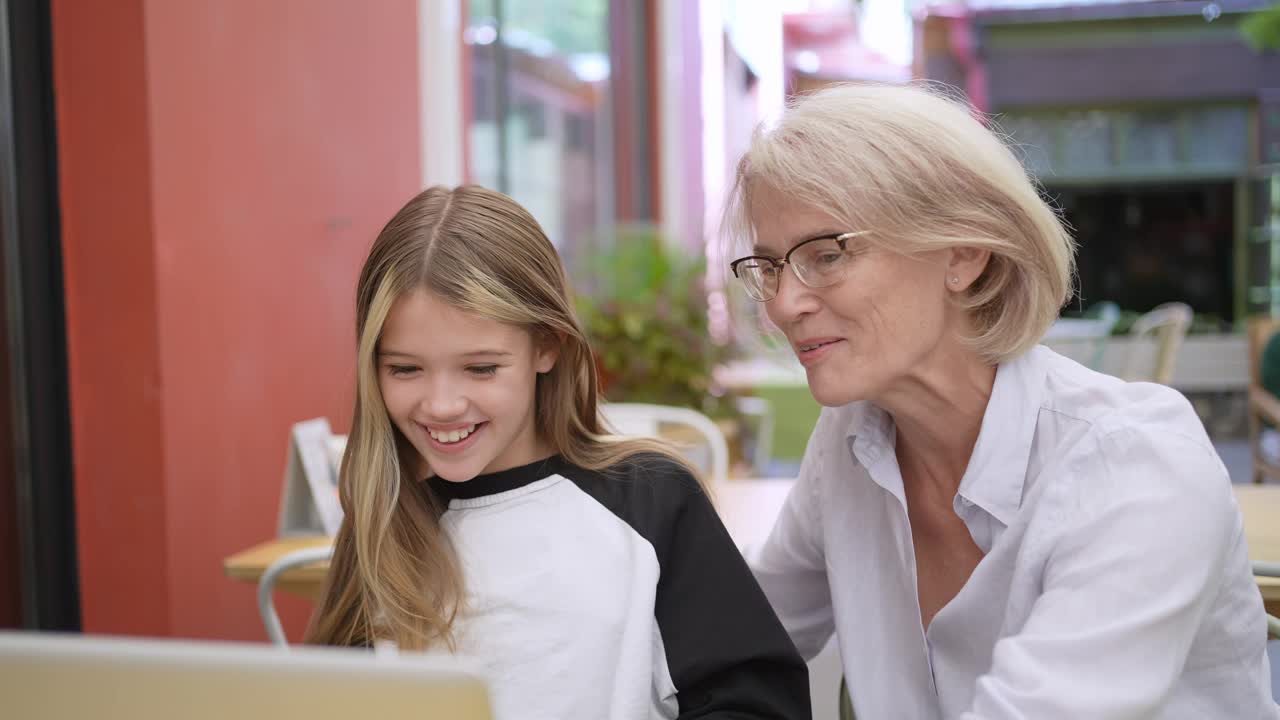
[305,185,694,650]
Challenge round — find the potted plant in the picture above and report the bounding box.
[573,225,736,420]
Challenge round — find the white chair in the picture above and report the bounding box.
[600,403,730,483]
[733,396,774,476]
[1252,562,1280,639]
[259,544,334,646]
[1043,301,1120,370]
[1121,302,1193,384]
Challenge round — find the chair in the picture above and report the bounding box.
[1120,302,1193,384]
[599,403,730,483]
[733,395,774,475]
[839,676,856,720]
[1253,562,1280,639]
[1248,316,1280,484]
[259,545,335,646]
[1043,301,1120,370]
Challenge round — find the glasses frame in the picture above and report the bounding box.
[729,231,870,301]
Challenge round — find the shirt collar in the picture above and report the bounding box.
[954,347,1047,527]
[842,346,1047,526]
[847,402,894,465]
[844,401,903,501]
[427,454,565,501]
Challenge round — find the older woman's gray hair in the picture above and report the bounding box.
[724,82,1075,363]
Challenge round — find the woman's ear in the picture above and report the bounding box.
[533,333,561,374]
[945,246,992,292]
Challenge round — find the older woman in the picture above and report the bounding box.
[727,84,1277,719]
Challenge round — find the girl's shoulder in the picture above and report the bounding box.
[551,452,705,539]
[600,451,699,489]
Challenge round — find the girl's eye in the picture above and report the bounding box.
[467,365,498,377]
[387,365,419,377]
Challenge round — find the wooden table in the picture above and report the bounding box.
[225,483,1280,616]
[1234,485,1280,616]
[223,534,331,601]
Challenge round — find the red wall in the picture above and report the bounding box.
[52,0,421,640]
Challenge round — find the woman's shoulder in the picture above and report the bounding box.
[1025,349,1232,522]
[1033,370,1229,522]
[552,452,711,551]
[1038,347,1207,446]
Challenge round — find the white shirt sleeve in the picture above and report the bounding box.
[750,439,837,661]
[962,426,1244,719]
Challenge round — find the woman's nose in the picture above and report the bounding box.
[767,267,820,327]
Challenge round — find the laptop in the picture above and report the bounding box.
[0,631,492,719]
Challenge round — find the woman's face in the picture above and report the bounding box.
[746,185,969,407]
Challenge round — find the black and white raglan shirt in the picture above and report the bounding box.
[427,453,810,720]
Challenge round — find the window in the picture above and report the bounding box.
[1000,104,1250,182]
[465,0,614,266]
[1058,110,1113,177]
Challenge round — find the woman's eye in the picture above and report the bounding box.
[387,365,419,377]
[815,252,844,266]
[467,365,498,377]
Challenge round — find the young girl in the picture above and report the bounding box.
[306,185,809,719]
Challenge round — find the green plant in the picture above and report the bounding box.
[1242,3,1280,51]
[574,226,733,416]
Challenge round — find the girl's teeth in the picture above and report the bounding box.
[432,424,476,443]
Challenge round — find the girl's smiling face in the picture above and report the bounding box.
[377,288,557,482]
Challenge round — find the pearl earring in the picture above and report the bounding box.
[950,276,959,285]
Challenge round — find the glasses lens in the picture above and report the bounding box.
[735,259,778,301]
[792,237,850,288]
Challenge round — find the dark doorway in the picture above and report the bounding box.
[0,0,80,631]
[1051,182,1235,326]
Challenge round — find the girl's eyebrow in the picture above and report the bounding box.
[377,349,514,359]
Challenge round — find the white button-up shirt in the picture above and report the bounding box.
[753,346,1279,719]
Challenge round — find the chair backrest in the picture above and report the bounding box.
[1248,316,1280,388]
[599,403,730,483]
[1122,302,1193,384]
[1042,302,1121,370]
[839,675,857,720]
[259,545,335,646]
[1088,300,1122,328]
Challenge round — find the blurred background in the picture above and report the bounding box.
[1,1,1279,701]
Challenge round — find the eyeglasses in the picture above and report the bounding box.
[729,231,870,302]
